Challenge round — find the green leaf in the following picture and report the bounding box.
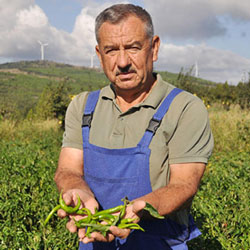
[143,203,164,219]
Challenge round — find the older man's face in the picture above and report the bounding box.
[96,15,160,94]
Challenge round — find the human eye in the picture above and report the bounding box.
[130,46,140,51]
[127,43,141,53]
[104,47,118,55]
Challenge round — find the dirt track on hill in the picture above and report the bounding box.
[0,68,62,80]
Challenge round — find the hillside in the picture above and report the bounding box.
[0,61,109,118]
[0,60,214,118]
[1,60,246,120]
[0,60,215,86]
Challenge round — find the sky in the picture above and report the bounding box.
[0,0,250,84]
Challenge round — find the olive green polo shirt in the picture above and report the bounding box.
[63,74,214,192]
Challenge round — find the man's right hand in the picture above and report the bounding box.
[57,188,99,237]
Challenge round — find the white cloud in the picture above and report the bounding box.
[155,42,250,84]
[0,0,116,65]
[0,0,34,30]
[0,0,93,64]
[0,1,50,59]
[144,0,250,40]
[209,0,250,20]
[16,5,48,28]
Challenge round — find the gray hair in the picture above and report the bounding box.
[95,4,154,43]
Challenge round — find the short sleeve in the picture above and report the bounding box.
[168,96,214,164]
[62,92,88,149]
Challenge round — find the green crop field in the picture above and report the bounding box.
[0,61,249,249]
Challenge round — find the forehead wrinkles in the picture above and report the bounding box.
[98,17,147,44]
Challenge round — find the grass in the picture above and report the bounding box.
[0,119,60,141]
[209,105,250,152]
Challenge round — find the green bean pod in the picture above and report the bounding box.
[119,198,128,220]
[59,191,81,214]
[118,223,145,231]
[93,205,123,217]
[93,213,115,223]
[85,220,102,238]
[44,204,61,226]
[119,218,136,224]
[76,207,92,224]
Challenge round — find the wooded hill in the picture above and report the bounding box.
[0,61,107,119]
[0,60,249,121]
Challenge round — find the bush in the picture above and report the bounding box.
[28,82,71,126]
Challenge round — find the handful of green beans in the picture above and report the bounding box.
[44,192,164,237]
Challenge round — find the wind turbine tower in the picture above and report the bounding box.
[194,61,199,78]
[38,41,48,61]
[90,54,95,68]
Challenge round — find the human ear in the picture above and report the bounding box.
[152,36,160,62]
[95,45,103,68]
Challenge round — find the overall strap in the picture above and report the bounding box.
[138,88,183,147]
[81,90,101,140]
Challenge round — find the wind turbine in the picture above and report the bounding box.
[194,61,199,78]
[90,54,95,68]
[38,40,48,61]
[241,70,247,83]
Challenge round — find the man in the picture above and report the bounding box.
[54,3,213,250]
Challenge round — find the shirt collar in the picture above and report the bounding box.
[142,73,169,109]
[100,73,170,109]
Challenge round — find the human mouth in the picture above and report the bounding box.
[116,70,136,78]
[117,72,135,80]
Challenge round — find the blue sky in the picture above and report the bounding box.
[1,0,250,84]
[35,0,83,33]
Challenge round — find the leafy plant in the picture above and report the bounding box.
[189,152,250,249]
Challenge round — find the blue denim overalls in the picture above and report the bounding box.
[79,88,201,250]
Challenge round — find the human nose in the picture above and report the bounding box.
[116,49,131,69]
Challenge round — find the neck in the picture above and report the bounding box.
[115,75,157,112]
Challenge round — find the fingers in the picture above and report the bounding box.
[84,198,99,214]
[132,200,146,214]
[66,218,78,233]
[109,226,130,239]
[81,231,116,244]
[57,208,67,218]
[79,226,128,243]
[62,191,74,206]
[62,189,99,213]
[78,228,86,240]
[123,200,146,222]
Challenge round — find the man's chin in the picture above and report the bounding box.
[114,82,140,92]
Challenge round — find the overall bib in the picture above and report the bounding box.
[80,88,201,250]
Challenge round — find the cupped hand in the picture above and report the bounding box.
[57,188,99,235]
[80,199,146,244]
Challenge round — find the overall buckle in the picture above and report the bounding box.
[146,118,161,135]
[82,113,93,128]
